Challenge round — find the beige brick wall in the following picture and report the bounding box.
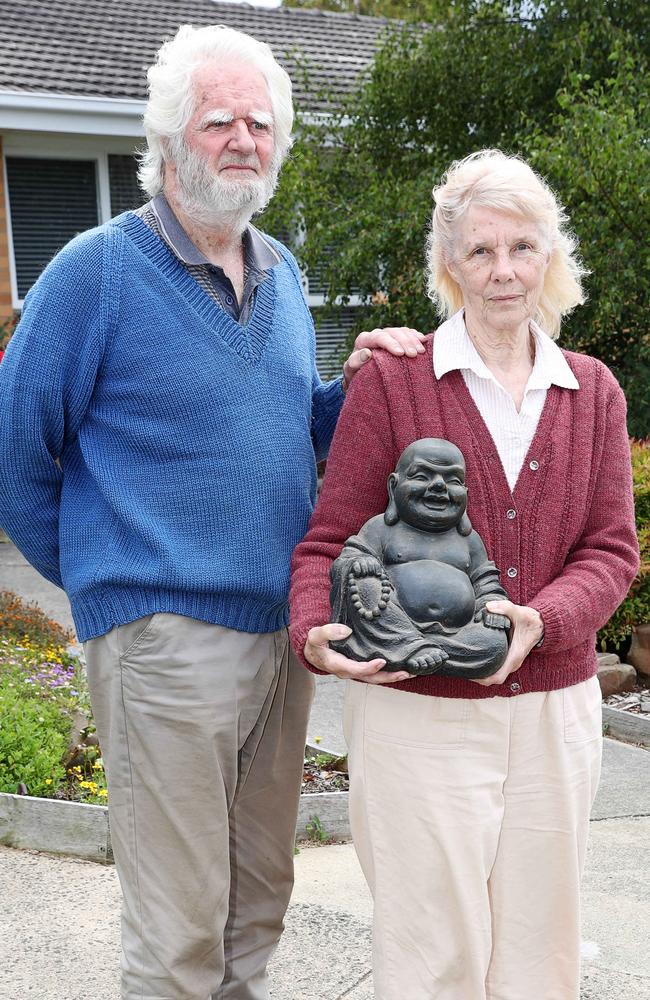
[0,137,15,324]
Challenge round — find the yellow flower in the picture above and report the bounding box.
[93,761,103,771]
[99,789,108,798]
[45,779,52,785]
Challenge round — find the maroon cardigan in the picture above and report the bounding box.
[289,336,640,699]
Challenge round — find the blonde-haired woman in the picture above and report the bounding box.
[290,150,639,999]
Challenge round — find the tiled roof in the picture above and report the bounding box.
[0,0,393,111]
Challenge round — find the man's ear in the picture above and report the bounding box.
[385,473,400,526]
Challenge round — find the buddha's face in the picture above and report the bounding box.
[390,440,467,532]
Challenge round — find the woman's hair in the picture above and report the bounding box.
[426,149,588,339]
[138,24,294,197]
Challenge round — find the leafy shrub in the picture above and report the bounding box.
[599,440,650,649]
[0,592,80,796]
[0,591,109,802]
[0,671,70,796]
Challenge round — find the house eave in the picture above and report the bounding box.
[0,90,145,137]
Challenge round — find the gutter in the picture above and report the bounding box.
[0,90,145,137]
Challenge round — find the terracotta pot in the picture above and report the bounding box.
[627,623,650,677]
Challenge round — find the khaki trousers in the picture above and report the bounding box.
[84,614,314,1000]
[344,676,602,1000]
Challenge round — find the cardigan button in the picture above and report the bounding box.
[506,509,516,520]
[507,567,518,578]
[529,460,539,471]
[510,682,522,694]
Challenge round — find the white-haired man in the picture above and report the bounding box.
[0,24,424,1000]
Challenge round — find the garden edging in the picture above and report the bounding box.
[0,744,351,864]
[602,704,650,748]
[4,711,649,865]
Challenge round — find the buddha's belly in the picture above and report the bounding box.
[388,560,475,629]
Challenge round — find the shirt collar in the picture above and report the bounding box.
[433,309,579,390]
[150,192,283,273]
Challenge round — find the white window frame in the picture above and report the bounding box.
[2,132,140,309]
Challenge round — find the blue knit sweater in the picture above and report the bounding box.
[0,213,344,641]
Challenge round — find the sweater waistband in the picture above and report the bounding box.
[72,585,289,642]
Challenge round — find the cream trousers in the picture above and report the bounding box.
[85,614,314,1000]
[344,676,602,1000]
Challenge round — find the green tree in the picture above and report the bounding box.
[525,53,650,434]
[283,0,443,18]
[264,0,650,431]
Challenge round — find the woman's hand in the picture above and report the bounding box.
[304,623,414,684]
[471,600,544,687]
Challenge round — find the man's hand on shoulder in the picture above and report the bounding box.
[342,327,426,392]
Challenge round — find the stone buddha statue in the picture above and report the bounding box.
[330,438,510,677]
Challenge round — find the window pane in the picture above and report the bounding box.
[108,154,146,215]
[6,157,98,299]
[313,306,358,380]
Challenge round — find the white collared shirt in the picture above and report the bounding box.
[433,310,579,491]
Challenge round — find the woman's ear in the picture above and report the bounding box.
[443,250,459,283]
[385,473,400,526]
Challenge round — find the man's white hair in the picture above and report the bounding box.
[138,24,294,197]
[426,149,588,339]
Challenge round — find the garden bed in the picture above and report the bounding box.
[0,744,351,864]
[602,683,650,748]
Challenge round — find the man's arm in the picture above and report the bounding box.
[0,232,108,586]
[275,239,425,460]
[291,356,399,665]
[311,326,425,461]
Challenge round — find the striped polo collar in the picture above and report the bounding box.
[149,192,283,273]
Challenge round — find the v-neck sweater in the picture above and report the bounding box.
[0,212,343,641]
[289,334,639,698]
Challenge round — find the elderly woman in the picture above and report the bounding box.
[289,150,639,1000]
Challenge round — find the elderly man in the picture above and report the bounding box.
[0,24,423,1000]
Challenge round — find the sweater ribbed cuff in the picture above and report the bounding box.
[527,597,564,653]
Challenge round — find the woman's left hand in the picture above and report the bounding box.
[471,600,544,687]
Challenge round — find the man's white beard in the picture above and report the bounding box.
[172,141,281,233]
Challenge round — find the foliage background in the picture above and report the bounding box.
[266,0,650,435]
[598,440,650,650]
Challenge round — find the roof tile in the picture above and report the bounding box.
[0,0,392,110]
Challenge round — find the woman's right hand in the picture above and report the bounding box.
[304,623,414,684]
